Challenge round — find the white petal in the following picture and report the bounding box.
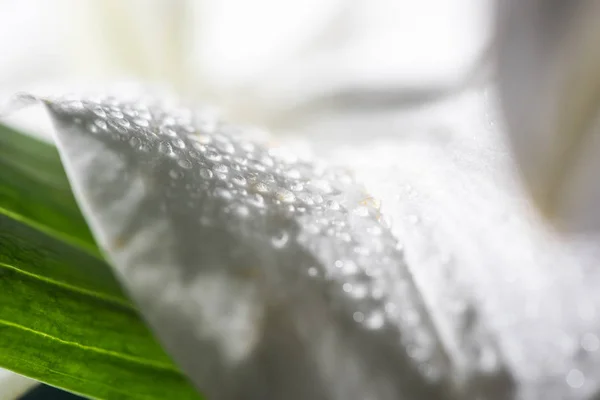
[314,88,600,399]
[36,93,461,399]
[0,369,38,400]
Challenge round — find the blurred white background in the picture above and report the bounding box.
[0,0,492,131]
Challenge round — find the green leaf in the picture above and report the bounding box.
[0,123,97,255]
[0,123,200,400]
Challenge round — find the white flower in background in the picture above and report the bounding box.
[0,0,491,127]
[495,0,600,233]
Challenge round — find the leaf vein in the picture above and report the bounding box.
[0,319,178,373]
[0,261,132,309]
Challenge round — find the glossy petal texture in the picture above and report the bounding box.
[305,88,600,400]
[35,88,600,400]
[32,93,500,400]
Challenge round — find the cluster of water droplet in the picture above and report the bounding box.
[47,93,452,385]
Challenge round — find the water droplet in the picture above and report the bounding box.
[200,168,214,180]
[581,333,600,352]
[248,193,265,208]
[169,170,182,180]
[350,283,368,299]
[161,127,178,137]
[92,106,106,118]
[171,138,185,149]
[137,109,152,120]
[94,119,108,131]
[290,182,304,192]
[205,149,222,162]
[297,192,314,205]
[259,173,275,183]
[232,175,247,186]
[191,134,212,145]
[271,231,289,248]
[116,118,130,128]
[566,369,585,388]
[178,159,192,169]
[326,200,340,210]
[252,182,270,194]
[234,205,250,218]
[110,110,124,119]
[215,187,233,200]
[216,140,235,154]
[213,164,229,174]
[158,142,174,156]
[248,161,266,172]
[364,311,385,330]
[129,137,141,148]
[385,302,397,316]
[353,312,365,323]
[87,123,98,134]
[276,189,296,203]
[66,100,85,112]
[337,260,358,275]
[308,267,318,277]
[133,118,150,127]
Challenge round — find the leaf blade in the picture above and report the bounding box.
[0,124,201,400]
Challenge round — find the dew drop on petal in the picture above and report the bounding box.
[205,149,222,162]
[133,118,150,127]
[581,333,600,352]
[234,205,250,218]
[158,141,174,156]
[177,159,192,169]
[215,187,233,200]
[364,311,385,330]
[110,110,124,119]
[248,193,265,208]
[252,182,270,194]
[169,170,182,180]
[271,231,289,248]
[213,164,229,174]
[232,175,247,187]
[199,168,214,180]
[353,311,365,323]
[172,138,186,149]
[92,106,106,118]
[566,369,585,389]
[276,189,296,203]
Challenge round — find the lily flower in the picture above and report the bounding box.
[4,1,600,399]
